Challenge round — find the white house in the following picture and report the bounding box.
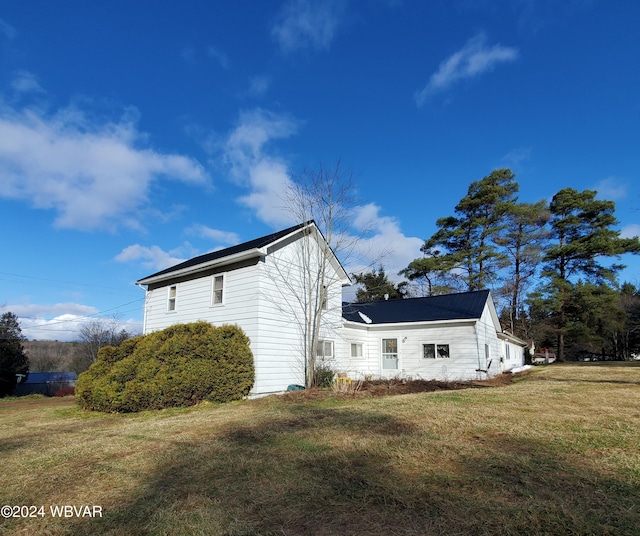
[137,222,526,395]
[338,291,526,382]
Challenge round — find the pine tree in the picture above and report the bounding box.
[539,188,640,361]
[0,312,30,397]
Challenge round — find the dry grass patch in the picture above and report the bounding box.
[0,363,639,535]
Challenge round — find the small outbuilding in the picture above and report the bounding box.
[13,372,78,396]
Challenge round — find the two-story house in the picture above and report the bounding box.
[137,221,526,396]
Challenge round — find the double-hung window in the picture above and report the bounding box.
[167,285,177,312]
[351,343,363,358]
[317,340,333,360]
[212,275,224,305]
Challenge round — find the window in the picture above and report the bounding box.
[212,275,224,305]
[351,343,363,358]
[423,344,435,359]
[423,343,450,359]
[317,340,333,359]
[167,285,177,311]
[505,344,511,361]
[382,338,398,369]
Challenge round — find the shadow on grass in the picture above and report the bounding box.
[67,403,640,536]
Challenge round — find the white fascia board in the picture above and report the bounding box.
[498,331,528,347]
[342,318,478,330]
[137,248,266,285]
[271,222,351,286]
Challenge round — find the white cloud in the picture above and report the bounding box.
[594,177,627,201]
[115,244,187,271]
[11,70,44,95]
[6,302,97,318]
[0,18,17,40]
[245,75,272,98]
[220,108,299,226]
[186,224,240,245]
[621,224,640,239]
[415,33,519,106]
[207,45,230,69]
[272,0,345,54]
[239,158,294,226]
[501,147,532,168]
[15,312,142,342]
[0,103,208,231]
[348,203,423,280]
[0,302,112,342]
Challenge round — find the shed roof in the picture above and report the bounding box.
[342,290,492,324]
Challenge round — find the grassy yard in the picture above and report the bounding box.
[1,363,639,536]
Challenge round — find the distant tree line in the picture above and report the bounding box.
[0,313,135,396]
[354,169,640,362]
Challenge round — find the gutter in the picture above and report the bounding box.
[136,247,266,285]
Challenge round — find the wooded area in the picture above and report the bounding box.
[359,169,640,362]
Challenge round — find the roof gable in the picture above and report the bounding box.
[137,223,308,284]
[137,221,350,285]
[343,290,492,324]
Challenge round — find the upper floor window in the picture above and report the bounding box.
[212,274,224,305]
[167,285,177,311]
[321,285,328,310]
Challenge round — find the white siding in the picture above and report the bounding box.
[336,302,506,382]
[143,264,260,335]
[254,235,344,393]
[500,338,526,371]
[141,230,347,396]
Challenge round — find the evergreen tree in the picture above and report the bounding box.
[353,266,406,302]
[419,168,519,291]
[537,188,640,361]
[493,200,549,336]
[0,312,29,397]
[618,283,640,360]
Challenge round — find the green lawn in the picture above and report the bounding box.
[1,363,639,535]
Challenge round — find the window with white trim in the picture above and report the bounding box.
[316,340,333,359]
[212,274,224,305]
[167,285,177,311]
[350,343,363,358]
[505,344,511,361]
[423,343,450,359]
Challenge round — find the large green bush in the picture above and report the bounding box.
[75,322,254,412]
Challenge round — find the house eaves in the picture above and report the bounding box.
[498,331,528,347]
[343,318,479,331]
[137,248,266,286]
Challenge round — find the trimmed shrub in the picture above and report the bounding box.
[75,322,254,412]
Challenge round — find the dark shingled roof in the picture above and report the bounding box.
[138,222,308,282]
[342,290,491,324]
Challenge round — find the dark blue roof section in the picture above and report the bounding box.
[138,222,308,282]
[342,290,491,324]
[21,372,77,383]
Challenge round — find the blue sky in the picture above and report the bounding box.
[1,0,639,341]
